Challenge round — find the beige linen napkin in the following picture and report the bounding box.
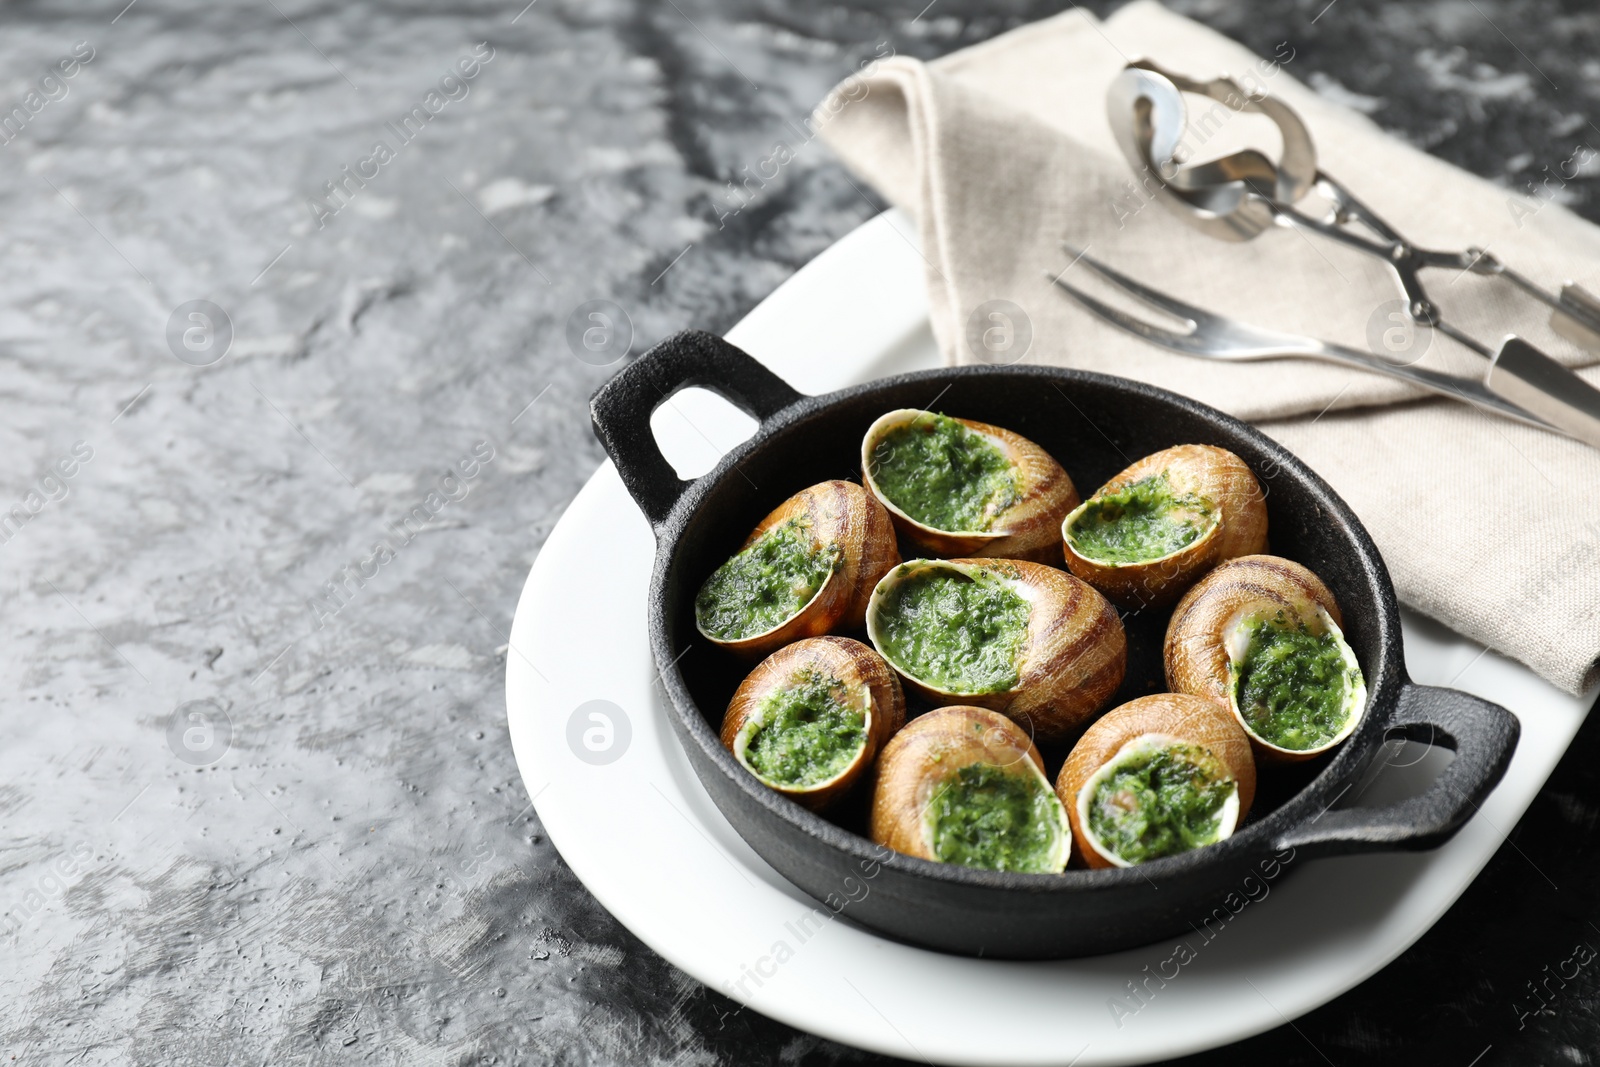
[817,0,1600,695]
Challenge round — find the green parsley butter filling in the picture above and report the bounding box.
[1086,741,1235,865]
[742,670,867,789]
[1067,473,1212,565]
[873,565,1030,693]
[870,412,1019,533]
[1231,612,1362,751]
[928,762,1066,872]
[695,520,841,641]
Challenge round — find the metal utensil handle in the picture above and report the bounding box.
[1303,328,1599,445]
[1275,682,1520,858]
[1486,337,1600,449]
[1292,337,1558,432]
[589,330,804,529]
[1047,245,1561,434]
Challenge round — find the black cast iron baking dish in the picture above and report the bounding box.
[590,328,1520,959]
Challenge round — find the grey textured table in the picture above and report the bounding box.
[3,1,1598,1064]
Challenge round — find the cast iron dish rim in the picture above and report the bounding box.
[649,362,1403,891]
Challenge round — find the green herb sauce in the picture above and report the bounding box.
[875,565,1030,693]
[1232,613,1359,750]
[929,762,1064,872]
[1067,474,1211,564]
[1087,742,1234,865]
[744,670,866,788]
[870,413,1019,532]
[695,520,841,641]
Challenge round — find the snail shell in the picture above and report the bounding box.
[871,705,1070,872]
[694,480,900,658]
[1056,693,1256,869]
[721,637,906,811]
[865,558,1126,744]
[1165,554,1366,763]
[1061,444,1267,609]
[861,409,1080,563]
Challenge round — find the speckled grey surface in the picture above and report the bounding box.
[3,1,1599,1064]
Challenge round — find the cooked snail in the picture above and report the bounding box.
[695,480,900,658]
[865,558,1126,743]
[721,637,906,811]
[871,705,1070,873]
[1061,444,1267,608]
[1165,555,1366,763]
[861,409,1079,563]
[1056,694,1255,868]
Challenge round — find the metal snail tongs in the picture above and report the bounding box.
[1077,59,1600,449]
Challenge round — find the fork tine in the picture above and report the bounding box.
[1043,268,1212,354]
[1057,242,1209,330]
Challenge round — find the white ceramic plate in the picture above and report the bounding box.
[506,210,1597,1066]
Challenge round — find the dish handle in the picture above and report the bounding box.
[1273,682,1520,858]
[589,330,804,529]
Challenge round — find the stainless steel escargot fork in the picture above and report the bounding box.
[1047,243,1600,449]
